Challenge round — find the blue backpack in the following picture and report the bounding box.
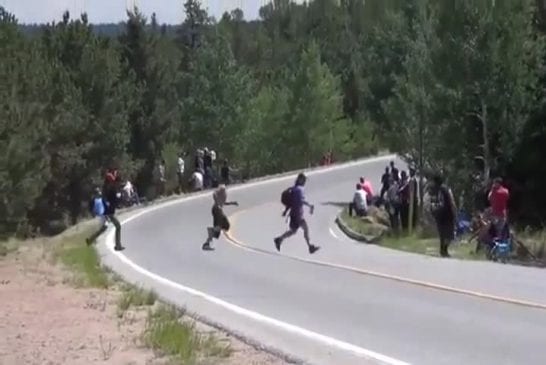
[91,197,105,216]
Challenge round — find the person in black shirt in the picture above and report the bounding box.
[221,159,230,185]
[103,174,124,251]
[380,166,390,199]
[429,174,457,257]
[390,160,399,181]
[203,148,213,188]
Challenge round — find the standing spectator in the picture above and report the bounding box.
[488,177,510,236]
[398,171,410,230]
[157,159,166,196]
[349,183,368,217]
[194,149,204,174]
[103,173,124,251]
[177,152,186,194]
[386,175,401,232]
[203,147,213,188]
[409,167,419,228]
[429,173,457,258]
[390,160,399,181]
[221,159,231,185]
[380,166,390,199]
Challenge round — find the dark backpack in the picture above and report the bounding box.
[281,187,293,209]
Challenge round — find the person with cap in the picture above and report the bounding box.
[202,184,239,250]
[274,173,320,254]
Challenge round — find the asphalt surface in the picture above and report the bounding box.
[98,155,546,365]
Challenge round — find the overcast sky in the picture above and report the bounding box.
[0,0,293,24]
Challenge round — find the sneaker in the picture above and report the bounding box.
[308,245,320,254]
[274,237,282,252]
[202,243,214,251]
[114,245,125,251]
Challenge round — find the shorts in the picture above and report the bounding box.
[289,214,305,231]
[212,205,230,238]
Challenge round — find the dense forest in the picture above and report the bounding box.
[2,0,546,236]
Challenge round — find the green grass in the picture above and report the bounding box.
[381,234,483,260]
[340,208,483,260]
[0,239,18,257]
[118,285,158,313]
[54,230,110,288]
[143,305,232,364]
[339,209,389,238]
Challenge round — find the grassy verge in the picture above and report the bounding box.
[339,209,389,238]
[339,208,483,260]
[0,239,19,257]
[339,207,546,264]
[143,304,232,363]
[50,228,232,363]
[53,229,110,288]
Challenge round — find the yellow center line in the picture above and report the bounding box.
[224,208,546,311]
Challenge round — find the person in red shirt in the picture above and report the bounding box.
[488,177,509,237]
[359,177,374,204]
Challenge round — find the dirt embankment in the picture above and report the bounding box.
[0,237,289,365]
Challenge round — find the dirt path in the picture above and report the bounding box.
[0,240,289,365]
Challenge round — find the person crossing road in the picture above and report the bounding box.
[274,173,320,254]
[202,184,238,251]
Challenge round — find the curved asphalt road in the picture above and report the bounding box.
[98,155,546,365]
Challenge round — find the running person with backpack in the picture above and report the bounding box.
[202,184,239,251]
[274,173,320,254]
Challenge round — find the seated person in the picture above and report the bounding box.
[189,170,204,191]
[349,184,368,217]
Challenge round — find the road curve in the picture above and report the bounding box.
[98,156,546,365]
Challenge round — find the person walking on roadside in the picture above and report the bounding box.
[274,173,320,254]
[86,187,108,245]
[202,184,239,251]
[429,173,457,258]
[103,173,125,251]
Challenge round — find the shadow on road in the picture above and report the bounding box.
[321,201,348,208]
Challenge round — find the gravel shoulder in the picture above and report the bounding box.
[0,232,289,365]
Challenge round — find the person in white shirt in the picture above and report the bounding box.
[177,152,185,193]
[349,183,368,217]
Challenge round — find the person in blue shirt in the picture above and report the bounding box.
[86,187,108,246]
[274,173,320,254]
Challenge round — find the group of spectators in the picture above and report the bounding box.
[188,147,233,192]
[349,161,419,232]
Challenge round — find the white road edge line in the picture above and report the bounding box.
[105,154,410,365]
[329,226,341,240]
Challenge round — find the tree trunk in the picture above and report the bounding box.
[480,98,491,185]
